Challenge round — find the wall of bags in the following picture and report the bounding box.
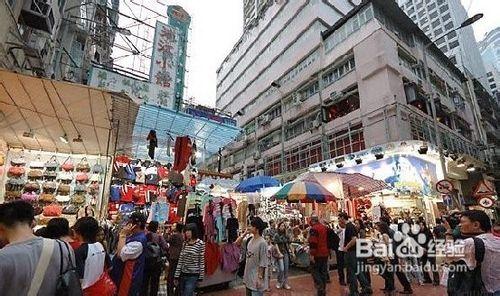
[1,148,110,225]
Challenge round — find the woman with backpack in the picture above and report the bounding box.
[174,223,206,296]
[143,221,168,296]
[273,221,292,290]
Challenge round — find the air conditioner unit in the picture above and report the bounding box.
[22,0,61,34]
[254,169,265,176]
[292,93,303,106]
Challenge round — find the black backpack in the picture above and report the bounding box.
[327,227,340,251]
[447,237,486,296]
[145,234,164,269]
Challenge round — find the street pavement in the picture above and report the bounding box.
[202,269,447,296]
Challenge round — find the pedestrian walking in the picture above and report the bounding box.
[143,221,168,296]
[274,221,292,290]
[73,216,115,296]
[166,223,184,296]
[111,212,148,296]
[309,215,329,296]
[236,217,268,296]
[0,201,77,296]
[338,213,372,296]
[174,223,205,296]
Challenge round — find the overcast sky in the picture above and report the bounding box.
[165,0,499,108]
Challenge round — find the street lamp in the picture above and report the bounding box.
[271,81,287,175]
[421,13,483,179]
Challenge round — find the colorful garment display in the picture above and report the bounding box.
[173,136,192,172]
[220,243,240,273]
[204,241,221,276]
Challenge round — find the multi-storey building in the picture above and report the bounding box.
[214,0,485,187]
[0,0,119,83]
[479,27,500,101]
[397,0,489,92]
[243,0,273,29]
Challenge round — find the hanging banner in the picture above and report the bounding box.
[150,21,180,90]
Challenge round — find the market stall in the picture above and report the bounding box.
[0,69,137,224]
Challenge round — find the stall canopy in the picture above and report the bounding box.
[113,103,241,162]
[0,69,136,155]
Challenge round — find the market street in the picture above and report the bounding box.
[202,270,447,296]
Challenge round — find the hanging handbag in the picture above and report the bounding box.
[44,170,58,179]
[62,204,79,215]
[33,203,43,216]
[28,169,44,179]
[30,155,44,169]
[56,195,71,203]
[55,241,84,296]
[76,157,91,173]
[74,183,87,192]
[71,194,86,206]
[61,157,74,172]
[58,184,71,194]
[43,204,63,217]
[45,155,59,171]
[58,171,73,181]
[42,181,57,192]
[88,183,100,195]
[4,190,22,201]
[76,172,89,183]
[10,154,26,166]
[21,191,39,202]
[89,173,101,183]
[91,161,103,174]
[25,181,40,192]
[8,166,25,177]
[39,193,56,203]
[7,177,26,188]
[110,184,121,202]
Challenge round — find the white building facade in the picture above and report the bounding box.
[397,0,489,92]
[214,0,483,182]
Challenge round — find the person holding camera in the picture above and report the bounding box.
[111,212,148,296]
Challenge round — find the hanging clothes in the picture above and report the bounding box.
[226,217,239,243]
[147,130,158,160]
[173,136,192,172]
[220,243,240,273]
[203,202,216,242]
[204,241,221,276]
[237,200,248,230]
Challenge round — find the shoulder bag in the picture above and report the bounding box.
[30,155,45,169]
[27,239,55,296]
[55,241,83,296]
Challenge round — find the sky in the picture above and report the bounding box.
[162,0,498,108]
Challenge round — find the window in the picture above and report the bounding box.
[449,40,459,49]
[428,3,436,10]
[435,37,445,45]
[430,11,438,19]
[449,56,457,64]
[440,4,449,13]
[432,19,440,28]
[417,2,423,9]
[411,15,417,22]
[423,26,430,33]
[442,13,451,22]
[434,28,443,36]
[444,21,454,30]
[448,30,457,38]
[322,88,360,123]
[437,0,445,5]
[439,45,448,53]
[420,17,428,24]
[328,124,365,159]
[418,10,425,17]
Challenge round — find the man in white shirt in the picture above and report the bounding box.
[336,223,346,286]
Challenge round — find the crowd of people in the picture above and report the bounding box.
[0,200,498,296]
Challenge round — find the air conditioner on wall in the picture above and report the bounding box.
[313,119,321,129]
[260,114,271,125]
[254,150,261,160]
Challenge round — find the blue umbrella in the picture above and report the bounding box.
[235,176,280,193]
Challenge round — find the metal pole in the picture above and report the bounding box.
[318,42,329,162]
[279,93,286,175]
[422,44,447,178]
